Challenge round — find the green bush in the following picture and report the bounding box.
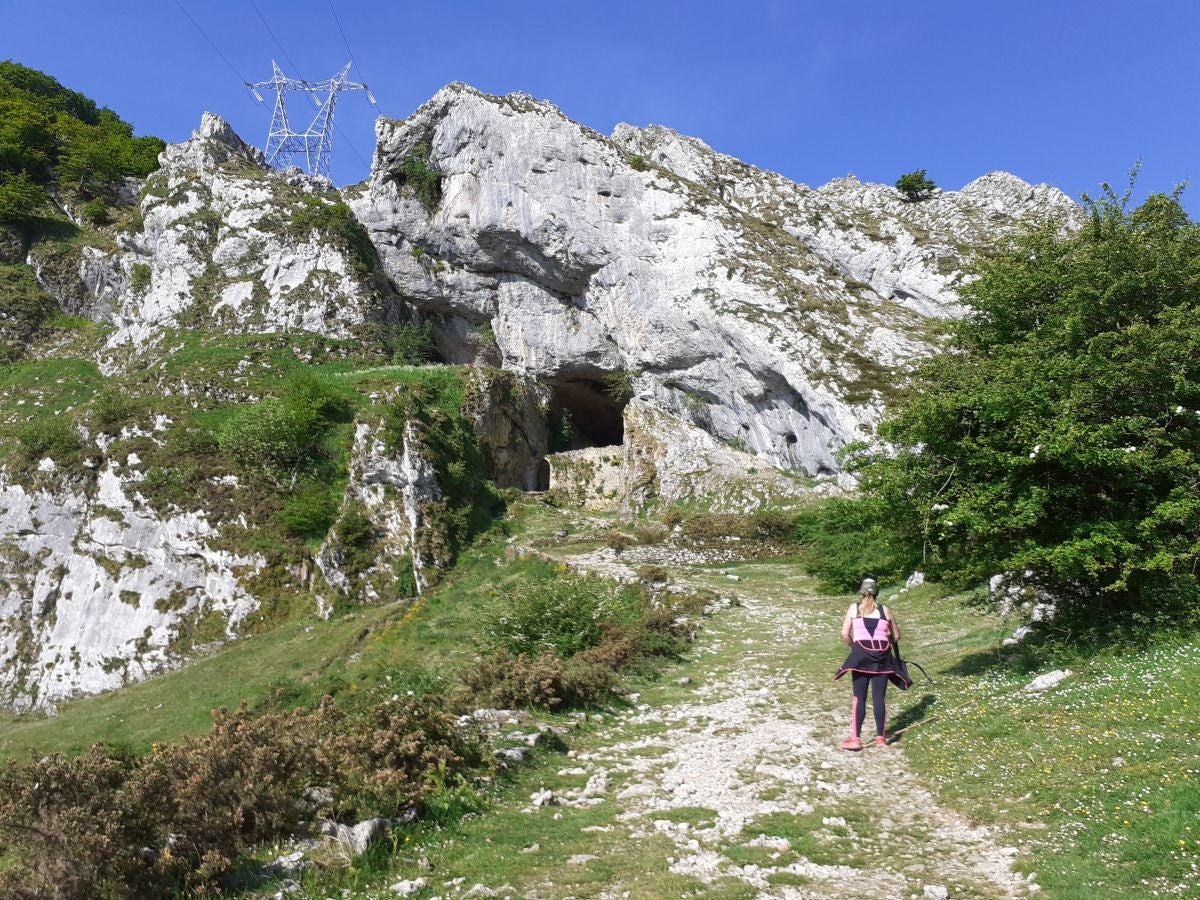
[277,481,340,539]
[854,183,1200,634]
[16,415,80,460]
[80,198,109,225]
[895,168,936,202]
[129,262,150,292]
[0,171,47,228]
[288,195,377,279]
[90,388,140,431]
[395,142,442,212]
[482,573,636,658]
[216,372,350,475]
[628,154,649,172]
[388,321,436,365]
[792,497,911,591]
[217,397,321,472]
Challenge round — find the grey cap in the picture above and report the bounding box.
[859,578,878,594]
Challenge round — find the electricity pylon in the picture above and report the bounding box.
[245,61,375,179]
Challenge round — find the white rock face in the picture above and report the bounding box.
[316,416,442,599]
[0,465,263,710]
[351,84,1079,477]
[59,113,409,353]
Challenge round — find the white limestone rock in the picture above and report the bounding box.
[354,84,1079,477]
[0,464,263,710]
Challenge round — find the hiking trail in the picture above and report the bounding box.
[408,517,1036,899]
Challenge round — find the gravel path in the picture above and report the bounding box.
[527,546,1037,899]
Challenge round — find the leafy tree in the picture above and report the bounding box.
[0,171,47,227]
[851,182,1200,637]
[895,168,937,202]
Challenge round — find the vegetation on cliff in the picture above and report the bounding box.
[803,183,1200,642]
[0,60,163,231]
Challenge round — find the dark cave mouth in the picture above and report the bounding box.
[546,376,627,451]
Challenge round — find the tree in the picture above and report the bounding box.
[850,183,1200,638]
[895,169,937,202]
[0,171,47,227]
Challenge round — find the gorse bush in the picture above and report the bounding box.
[463,581,707,711]
[0,696,486,900]
[482,573,637,658]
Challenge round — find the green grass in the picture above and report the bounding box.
[0,515,557,763]
[898,611,1200,899]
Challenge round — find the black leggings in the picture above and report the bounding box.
[851,672,888,737]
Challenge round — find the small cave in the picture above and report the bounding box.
[536,375,630,494]
[546,376,628,451]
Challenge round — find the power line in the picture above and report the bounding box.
[326,0,381,112]
[173,0,251,84]
[247,0,303,79]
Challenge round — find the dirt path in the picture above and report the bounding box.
[504,537,1033,899]
[392,521,1036,900]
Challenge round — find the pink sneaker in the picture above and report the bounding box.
[874,735,888,747]
[840,736,863,751]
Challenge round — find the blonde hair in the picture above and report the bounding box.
[858,591,878,616]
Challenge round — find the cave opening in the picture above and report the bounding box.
[546,376,627,452]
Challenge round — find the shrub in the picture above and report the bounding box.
[388,321,436,365]
[0,695,488,899]
[604,531,635,553]
[636,563,669,583]
[16,415,79,460]
[895,169,937,202]
[628,154,649,172]
[277,481,340,539]
[856,183,1200,633]
[792,496,914,591]
[216,397,321,472]
[482,573,635,658]
[90,388,140,431]
[603,369,635,403]
[459,649,571,710]
[129,263,150,292]
[216,373,349,476]
[749,508,798,542]
[395,142,442,212]
[80,198,109,225]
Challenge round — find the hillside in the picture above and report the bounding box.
[0,73,1080,712]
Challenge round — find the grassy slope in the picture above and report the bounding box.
[892,590,1200,899]
[0,505,564,763]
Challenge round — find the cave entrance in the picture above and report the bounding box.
[546,376,627,452]
[533,378,627,488]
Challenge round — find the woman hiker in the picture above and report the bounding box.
[835,577,911,750]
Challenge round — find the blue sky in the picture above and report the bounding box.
[3,0,1198,209]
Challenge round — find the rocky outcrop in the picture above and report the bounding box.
[0,461,263,710]
[352,84,1079,478]
[30,113,412,356]
[316,415,440,602]
[30,88,1078,481]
